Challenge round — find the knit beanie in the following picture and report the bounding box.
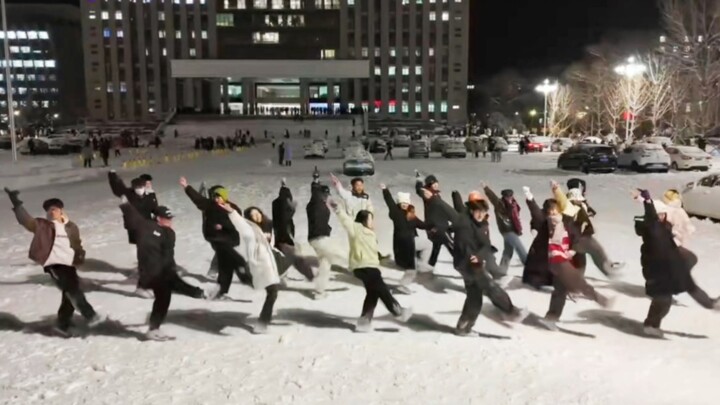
[424,175,438,187]
[213,187,229,202]
[42,198,64,211]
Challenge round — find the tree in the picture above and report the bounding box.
[602,81,625,136]
[547,84,575,136]
[661,0,720,134]
[615,62,652,142]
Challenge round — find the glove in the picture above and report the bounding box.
[638,189,651,201]
[312,166,320,180]
[281,177,287,187]
[522,186,533,201]
[120,195,128,204]
[4,187,22,208]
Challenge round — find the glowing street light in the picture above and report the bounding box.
[615,56,646,140]
[1,0,17,162]
[535,79,558,135]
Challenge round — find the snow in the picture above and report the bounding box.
[1,130,720,404]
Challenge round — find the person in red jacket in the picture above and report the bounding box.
[5,188,107,337]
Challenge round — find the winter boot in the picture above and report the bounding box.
[394,307,413,323]
[355,316,372,333]
[145,328,175,342]
[253,321,269,335]
[643,326,664,338]
[455,320,474,336]
[134,288,154,299]
[505,307,530,323]
[87,314,110,329]
[399,270,417,287]
[203,285,222,300]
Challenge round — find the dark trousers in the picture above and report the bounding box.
[284,160,292,166]
[102,155,109,167]
[644,287,715,328]
[259,284,279,324]
[353,268,400,319]
[83,159,92,168]
[114,149,121,157]
[457,264,515,331]
[149,270,204,330]
[384,151,393,160]
[547,261,605,320]
[574,236,611,276]
[214,244,249,294]
[45,265,97,330]
[428,231,454,267]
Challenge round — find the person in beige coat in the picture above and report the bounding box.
[329,197,412,332]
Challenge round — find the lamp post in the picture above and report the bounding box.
[535,79,558,136]
[614,56,646,141]
[1,0,17,162]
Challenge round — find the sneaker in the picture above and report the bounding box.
[134,288,154,299]
[355,317,372,333]
[394,307,413,323]
[206,268,218,278]
[455,320,473,336]
[538,316,559,331]
[399,270,417,286]
[313,291,328,300]
[145,328,175,341]
[52,325,80,338]
[204,285,222,300]
[506,307,530,323]
[87,314,110,328]
[643,326,664,338]
[253,322,269,335]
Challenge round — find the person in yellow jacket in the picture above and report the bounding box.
[329,197,413,332]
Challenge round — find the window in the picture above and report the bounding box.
[429,48,435,56]
[389,66,396,75]
[202,30,208,39]
[429,12,436,21]
[252,31,279,44]
[27,31,38,40]
[16,31,26,39]
[190,48,196,57]
[321,49,335,59]
[89,11,97,20]
[415,66,422,75]
[7,31,15,39]
[101,11,110,20]
[442,11,449,21]
[115,11,123,20]
[374,66,381,76]
[361,47,368,57]
[217,13,234,27]
[440,101,448,113]
[39,31,49,39]
[21,46,30,53]
[23,60,33,68]
[290,0,302,9]
[159,31,166,38]
[12,60,21,68]
[389,103,396,113]
[428,103,435,113]
[107,82,114,93]
[402,66,409,75]
[9,46,18,53]
[104,28,111,38]
[452,104,460,110]
[176,31,182,39]
[402,101,409,113]
[159,12,165,21]
[390,48,396,57]
[272,0,283,8]
[415,102,421,112]
[254,0,268,8]
[117,30,124,38]
[45,60,56,68]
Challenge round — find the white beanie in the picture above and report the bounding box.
[566,188,585,202]
[396,192,411,205]
[653,200,670,214]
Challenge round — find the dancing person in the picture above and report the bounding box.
[483,184,527,270]
[415,173,455,271]
[271,179,296,249]
[307,168,335,299]
[329,198,412,332]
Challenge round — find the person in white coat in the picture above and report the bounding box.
[329,198,412,332]
[330,173,374,217]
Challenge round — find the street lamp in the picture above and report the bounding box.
[535,79,558,136]
[614,56,646,140]
[1,0,17,162]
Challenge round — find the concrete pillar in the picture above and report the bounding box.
[327,79,335,114]
[300,79,310,115]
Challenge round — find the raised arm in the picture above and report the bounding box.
[108,171,130,198]
[551,181,569,213]
[415,180,425,199]
[483,185,501,209]
[451,191,465,213]
[5,188,36,233]
[330,199,356,237]
[180,176,211,211]
[382,187,401,220]
[227,210,256,240]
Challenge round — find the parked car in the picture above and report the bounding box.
[408,139,430,158]
[431,135,451,152]
[343,150,375,176]
[617,143,671,173]
[666,146,712,171]
[551,138,575,152]
[580,136,603,144]
[529,135,553,149]
[18,137,52,155]
[369,139,387,153]
[442,140,467,158]
[643,136,673,147]
[343,141,364,157]
[525,137,545,153]
[304,142,326,159]
[312,138,329,153]
[682,174,720,220]
[557,144,618,173]
[393,134,411,147]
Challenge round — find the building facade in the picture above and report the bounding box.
[0,4,84,126]
[81,0,469,124]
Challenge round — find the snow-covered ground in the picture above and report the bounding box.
[1,133,720,404]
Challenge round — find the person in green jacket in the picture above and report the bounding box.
[329,198,413,332]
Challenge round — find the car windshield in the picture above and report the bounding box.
[586,146,613,155]
[641,144,663,150]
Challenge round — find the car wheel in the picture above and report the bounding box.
[581,164,589,174]
[660,169,669,174]
[671,162,679,171]
[701,167,709,172]
[631,161,640,172]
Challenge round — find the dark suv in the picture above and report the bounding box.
[557,144,617,173]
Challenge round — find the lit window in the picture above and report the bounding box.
[659,35,666,43]
[120,82,127,92]
[429,48,435,56]
[176,31,182,39]
[361,47,368,57]
[107,82,114,93]
[452,104,460,110]
[415,102,421,112]
[289,0,301,8]
[390,48,396,57]
[7,31,16,39]
[429,12,436,21]
[415,85,422,92]
[389,103,396,113]
[402,102,409,113]
[272,0,283,8]
[18,87,27,95]
[202,30,208,39]
[102,11,109,19]
[190,48,197,57]
[163,48,167,56]
[428,103,435,113]
[254,0,267,8]
[159,31,166,38]
[252,32,279,44]
[402,66,409,75]
[12,60,22,68]
[46,60,56,68]
[34,60,45,68]
[441,101,448,113]
[217,13,234,27]
[442,12,449,21]
[104,28,111,38]
[21,46,30,53]
[415,66,422,75]
[374,66,381,76]
[374,48,380,57]
[389,66,396,75]
[117,30,124,38]
[321,49,336,59]
[23,60,33,68]
[17,31,26,39]
[39,31,49,39]
[159,12,165,21]
[27,31,38,40]
[89,11,96,20]
[115,11,123,20]
[9,46,19,53]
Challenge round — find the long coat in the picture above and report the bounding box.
[522,198,582,287]
[272,186,296,248]
[382,188,425,269]
[637,200,694,297]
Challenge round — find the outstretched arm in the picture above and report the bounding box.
[451,191,464,213]
[180,177,210,211]
[108,171,130,198]
[483,185,501,209]
[329,198,355,237]
[5,188,36,233]
[381,186,400,220]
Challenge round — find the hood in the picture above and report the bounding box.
[278,186,293,201]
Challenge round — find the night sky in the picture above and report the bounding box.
[12,0,663,81]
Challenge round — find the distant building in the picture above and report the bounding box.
[0,4,84,126]
[82,0,469,125]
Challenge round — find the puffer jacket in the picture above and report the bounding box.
[13,204,85,266]
[334,204,380,271]
[484,186,522,235]
[272,186,296,247]
[185,185,241,247]
[307,182,332,241]
[553,186,595,236]
[665,203,695,247]
[415,181,455,235]
[108,172,159,244]
[228,210,281,290]
[120,202,175,287]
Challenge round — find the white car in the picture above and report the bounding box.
[505,135,519,152]
[643,136,673,147]
[580,136,603,144]
[665,146,712,171]
[343,150,375,176]
[343,141,364,158]
[312,139,329,153]
[430,135,451,152]
[551,138,575,152]
[304,142,326,159]
[393,134,411,147]
[682,174,720,220]
[617,143,671,172]
[442,140,467,158]
[529,135,553,149]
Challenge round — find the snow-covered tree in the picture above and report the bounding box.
[547,84,575,137]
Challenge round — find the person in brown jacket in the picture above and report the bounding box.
[4,188,106,337]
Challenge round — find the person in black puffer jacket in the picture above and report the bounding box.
[415,173,456,271]
[307,169,334,298]
[179,176,247,298]
[381,184,429,286]
[272,180,296,249]
[634,190,719,337]
[120,202,205,341]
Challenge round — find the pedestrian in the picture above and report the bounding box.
[634,189,720,337]
[278,142,285,165]
[283,143,293,166]
[179,177,248,299]
[4,188,107,337]
[28,138,35,155]
[384,141,394,160]
[415,173,456,272]
[100,138,111,167]
[381,184,432,287]
[481,137,488,158]
[482,185,527,271]
[329,198,413,332]
[271,179,296,249]
[697,136,707,151]
[271,136,276,149]
[133,135,140,148]
[119,201,205,341]
[174,129,179,138]
[488,137,497,162]
[307,168,334,299]
[114,138,121,157]
[81,140,94,168]
[336,135,341,147]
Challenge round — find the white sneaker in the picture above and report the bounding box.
[206,268,218,278]
[145,328,175,341]
[538,317,559,331]
[313,291,328,300]
[134,288,154,299]
[643,326,664,338]
[399,270,417,286]
[253,322,269,335]
[87,314,110,328]
[204,285,222,300]
[394,307,413,323]
[712,298,720,311]
[52,325,81,338]
[355,317,372,333]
